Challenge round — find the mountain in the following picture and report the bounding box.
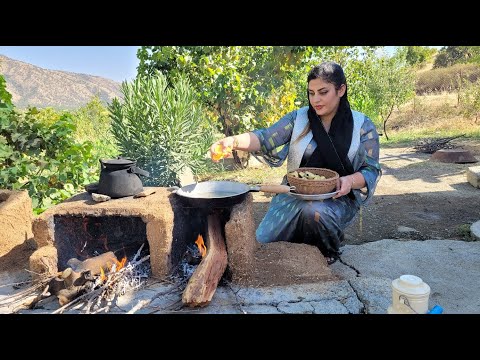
[0,54,123,109]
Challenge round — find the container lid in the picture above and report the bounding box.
[102,158,135,166]
[392,275,431,296]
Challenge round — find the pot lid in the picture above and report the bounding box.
[392,275,430,296]
[102,158,136,166]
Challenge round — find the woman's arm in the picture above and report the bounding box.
[210,132,260,158]
[209,110,297,163]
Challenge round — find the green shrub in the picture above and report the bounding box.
[459,80,480,122]
[0,108,99,214]
[72,96,119,159]
[108,71,216,186]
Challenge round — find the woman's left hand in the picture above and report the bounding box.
[332,175,353,199]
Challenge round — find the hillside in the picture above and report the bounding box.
[0,54,122,109]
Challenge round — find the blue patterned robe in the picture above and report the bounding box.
[252,108,382,257]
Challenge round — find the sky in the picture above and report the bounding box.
[0,46,140,83]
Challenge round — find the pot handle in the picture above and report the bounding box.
[128,166,150,177]
[250,184,294,193]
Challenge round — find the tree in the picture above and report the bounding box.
[397,46,437,67]
[433,46,480,68]
[72,96,118,158]
[136,47,317,133]
[365,55,416,140]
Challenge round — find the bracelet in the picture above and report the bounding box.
[350,174,356,189]
[232,136,239,149]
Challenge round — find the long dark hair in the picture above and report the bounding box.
[296,62,351,141]
[307,61,350,107]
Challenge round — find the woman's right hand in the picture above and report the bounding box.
[210,137,236,162]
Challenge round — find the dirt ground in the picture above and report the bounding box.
[252,139,480,246]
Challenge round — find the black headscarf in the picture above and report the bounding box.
[304,99,355,177]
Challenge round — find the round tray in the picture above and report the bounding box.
[287,190,338,201]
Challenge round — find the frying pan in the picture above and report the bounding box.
[171,181,293,208]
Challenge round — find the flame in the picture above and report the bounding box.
[105,256,127,273]
[100,267,107,282]
[115,257,127,271]
[195,234,207,258]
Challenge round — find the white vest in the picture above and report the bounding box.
[287,106,364,172]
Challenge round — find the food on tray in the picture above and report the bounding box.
[288,170,327,180]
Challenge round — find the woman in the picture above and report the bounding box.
[210,61,382,265]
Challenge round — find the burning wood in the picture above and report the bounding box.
[182,214,228,307]
[52,245,150,314]
[0,245,151,314]
[67,251,118,275]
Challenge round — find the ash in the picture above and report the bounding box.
[116,256,151,295]
[177,243,203,280]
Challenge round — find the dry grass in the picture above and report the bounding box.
[386,91,480,144]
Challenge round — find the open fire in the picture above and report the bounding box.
[195,234,207,258]
[18,188,257,313]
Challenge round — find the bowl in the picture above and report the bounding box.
[287,167,339,195]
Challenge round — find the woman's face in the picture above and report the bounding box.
[308,78,345,119]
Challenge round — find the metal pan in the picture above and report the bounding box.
[172,181,293,208]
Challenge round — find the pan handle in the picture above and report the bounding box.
[250,184,294,194]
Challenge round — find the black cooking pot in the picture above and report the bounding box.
[97,158,150,198]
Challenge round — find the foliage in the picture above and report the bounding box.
[457,223,475,241]
[137,46,311,137]
[416,63,480,94]
[0,107,99,214]
[433,46,480,68]
[459,79,480,122]
[396,46,437,67]
[257,79,298,127]
[136,46,385,141]
[340,48,380,120]
[72,96,119,159]
[108,71,216,187]
[364,54,415,139]
[0,74,13,108]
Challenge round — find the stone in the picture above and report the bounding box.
[467,166,480,188]
[471,220,480,241]
[91,193,111,202]
[29,245,58,279]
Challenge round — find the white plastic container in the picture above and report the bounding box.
[387,275,431,314]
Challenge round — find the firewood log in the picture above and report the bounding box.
[182,214,228,307]
[66,251,118,275]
